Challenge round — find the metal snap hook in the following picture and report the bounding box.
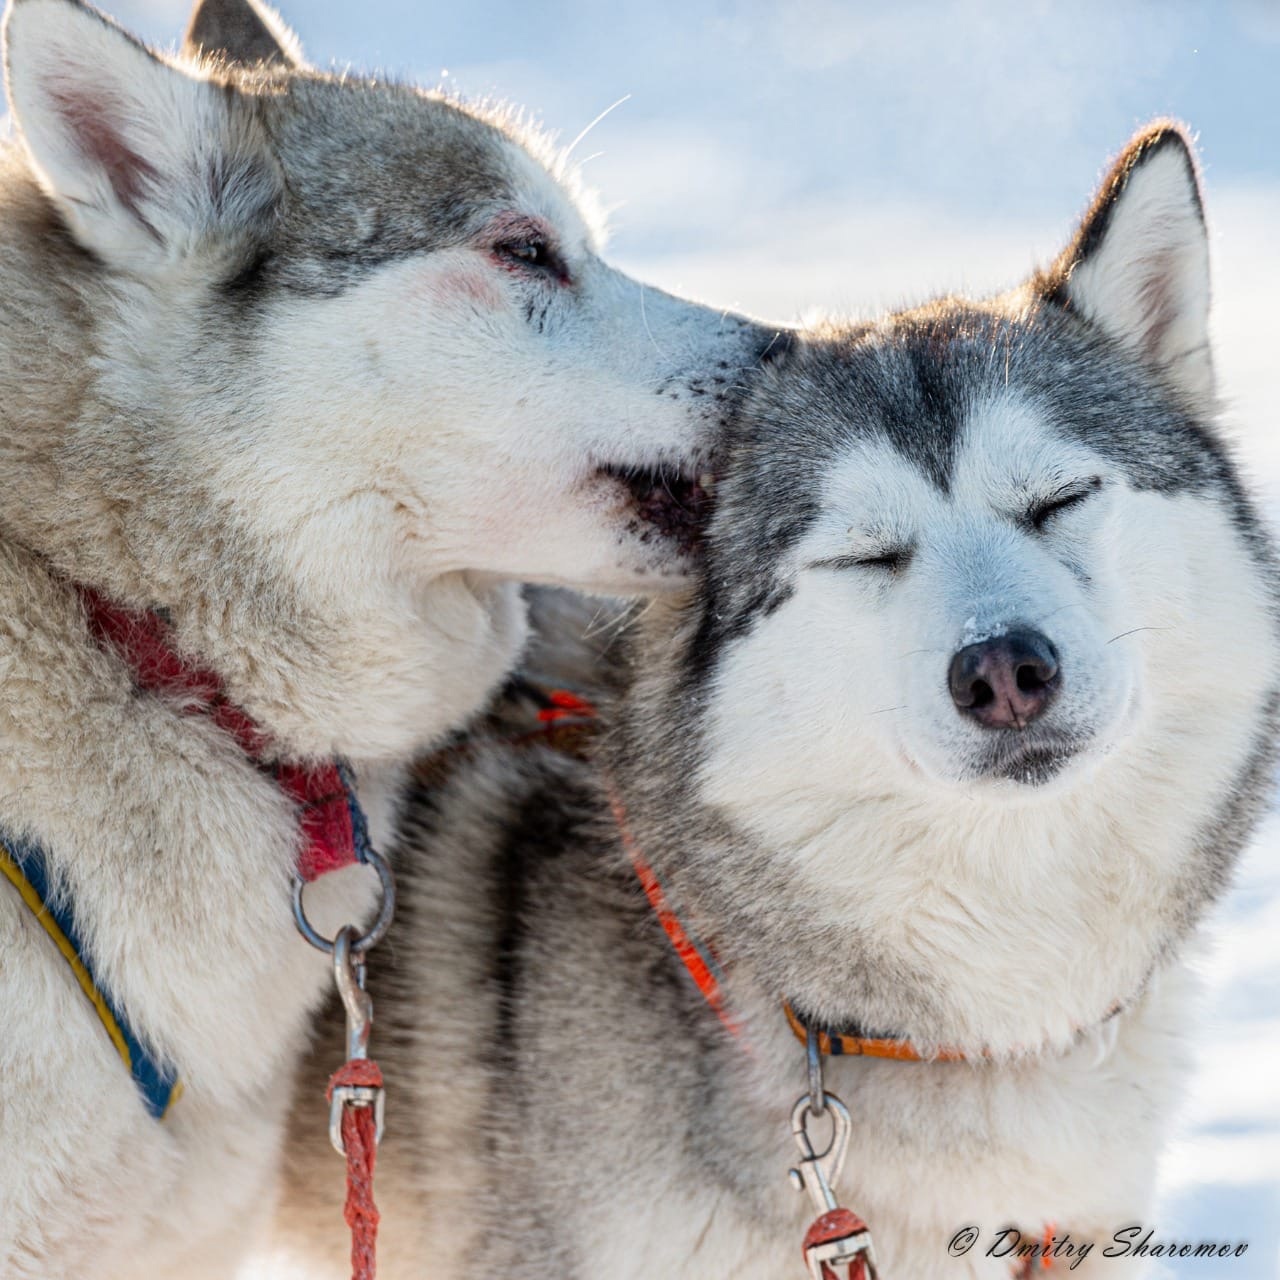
[788,1092,852,1217]
[327,924,386,1156]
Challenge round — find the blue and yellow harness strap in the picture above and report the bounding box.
[0,832,181,1120]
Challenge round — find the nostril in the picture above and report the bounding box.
[1016,663,1047,694]
[970,678,995,709]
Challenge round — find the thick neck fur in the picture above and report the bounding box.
[0,144,523,763]
[608,589,1276,1060]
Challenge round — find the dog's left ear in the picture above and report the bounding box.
[4,0,280,276]
[1042,122,1212,409]
[182,0,305,68]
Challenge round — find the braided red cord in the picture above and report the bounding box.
[327,1059,384,1280]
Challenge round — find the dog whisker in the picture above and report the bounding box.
[1106,625,1174,645]
[562,94,631,163]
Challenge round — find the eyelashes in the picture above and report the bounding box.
[1027,476,1104,530]
[810,548,912,574]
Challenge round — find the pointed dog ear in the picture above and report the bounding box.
[182,0,304,69]
[1042,122,1212,409]
[3,0,280,275]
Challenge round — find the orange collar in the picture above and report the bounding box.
[782,1001,969,1063]
[609,783,743,1040]
[608,780,964,1063]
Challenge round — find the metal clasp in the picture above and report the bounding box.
[788,1027,877,1278]
[788,1093,852,1216]
[327,924,386,1156]
[791,1098,878,1277]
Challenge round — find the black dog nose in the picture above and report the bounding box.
[948,628,1060,730]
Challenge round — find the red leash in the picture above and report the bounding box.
[803,1210,875,1280]
[328,1058,385,1280]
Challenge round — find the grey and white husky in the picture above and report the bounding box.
[0,0,774,1273]
[276,124,1278,1278]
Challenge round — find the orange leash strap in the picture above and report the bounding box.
[608,783,743,1041]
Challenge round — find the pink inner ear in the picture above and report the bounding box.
[49,85,161,236]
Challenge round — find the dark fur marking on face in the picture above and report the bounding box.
[244,76,528,299]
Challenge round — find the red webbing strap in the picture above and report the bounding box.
[77,586,359,882]
[327,1059,384,1280]
[535,688,598,723]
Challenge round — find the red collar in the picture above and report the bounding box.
[79,586,365,882]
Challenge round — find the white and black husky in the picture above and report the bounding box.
[276,123,1279,1278]
[0,0,775,1274]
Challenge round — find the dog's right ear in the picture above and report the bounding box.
[182,0,305,69]
[3,0,279,275]
[1040,122,1212,409]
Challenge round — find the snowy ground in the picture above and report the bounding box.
[9,1,1274,1274]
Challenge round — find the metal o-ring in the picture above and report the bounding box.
[291,848,397,955]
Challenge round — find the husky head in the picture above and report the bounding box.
[0,0,775,756]
[618,125,1280,1053]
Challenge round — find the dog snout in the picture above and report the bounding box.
[948,628,1060,730]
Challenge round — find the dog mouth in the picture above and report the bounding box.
[597,461,718,556]
[972,734,1086,786]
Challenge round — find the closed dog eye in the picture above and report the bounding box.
[1026,476,1104,531]
[810,548,912,573]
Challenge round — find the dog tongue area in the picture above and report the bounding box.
[605,465,715,554]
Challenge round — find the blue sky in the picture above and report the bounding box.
[13,2,1279,1274]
